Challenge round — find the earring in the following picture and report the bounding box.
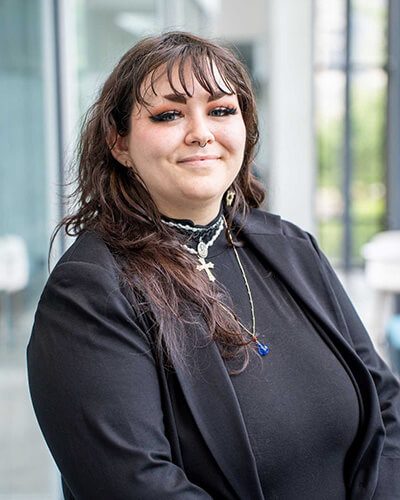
[226,190,235,207]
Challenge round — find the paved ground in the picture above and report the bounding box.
[0,268,398,499]
[0,308,62,500]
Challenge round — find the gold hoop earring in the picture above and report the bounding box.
[226,190,235,207]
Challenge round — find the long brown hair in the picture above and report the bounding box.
[51,31,266,375]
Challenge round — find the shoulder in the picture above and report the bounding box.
[45,230,124,299]
[243,207,314,242]
[56,230,118,272]
[34,231,144,333]
[51,230,119,276]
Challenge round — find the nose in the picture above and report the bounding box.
[184,114,215,148]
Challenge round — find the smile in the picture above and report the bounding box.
[178,155,221,166]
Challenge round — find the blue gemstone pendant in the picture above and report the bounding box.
[256,341,269,356]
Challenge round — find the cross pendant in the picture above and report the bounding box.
[196,256,216,282]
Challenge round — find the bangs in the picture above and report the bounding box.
[135,46,238,106]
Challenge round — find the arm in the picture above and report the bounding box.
[307,232,400,497]
[27,261,213,500]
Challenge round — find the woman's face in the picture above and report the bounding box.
[112,61,247,223]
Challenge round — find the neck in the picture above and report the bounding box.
[158,200,223,226]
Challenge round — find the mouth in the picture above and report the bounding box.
[177,155,221,166]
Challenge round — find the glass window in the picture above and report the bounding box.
[314,0,347,266]
[73,0,160,116]
[0,0,58,498]
[314,0,347,69]
[184,0,203,34]
[350,0,388,265]
[315,70,346,264]
[314,0,388,267]
[351,70,387,264]
[351,0,388,67]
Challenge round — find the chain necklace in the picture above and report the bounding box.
[222,215,269,356]
[161,215,224,282]
[161,212,269,356]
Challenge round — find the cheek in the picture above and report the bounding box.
[129,128,156,157]
[220,121,246,156]
[129,125,177,160]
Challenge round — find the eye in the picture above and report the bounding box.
[210,106,238,117]
[149,110,182,122]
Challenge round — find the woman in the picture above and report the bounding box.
[27,31,400,500]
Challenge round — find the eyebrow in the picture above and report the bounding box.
[162,90,233,104]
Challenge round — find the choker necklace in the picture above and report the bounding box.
[160,214,224,282]
[222,215,269,356]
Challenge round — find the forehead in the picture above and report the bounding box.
[140,58,235,101]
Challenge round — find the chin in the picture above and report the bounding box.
[181,179,231,199]
[182,188,225,203]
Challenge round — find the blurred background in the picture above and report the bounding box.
[1,0,400,497]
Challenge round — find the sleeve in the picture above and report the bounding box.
[306,232,400,497]
[26,261,213,500]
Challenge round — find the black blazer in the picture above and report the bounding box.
[27,208,400,500]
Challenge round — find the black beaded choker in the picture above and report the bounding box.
[160,204,224,250]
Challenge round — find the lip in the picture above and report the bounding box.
[178,155,221,164]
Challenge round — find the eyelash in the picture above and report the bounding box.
[149,106,238,122]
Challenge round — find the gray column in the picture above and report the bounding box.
[267,0,315,234]
[388,0,400,231]
[388,0,400,312]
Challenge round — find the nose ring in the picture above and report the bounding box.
[199,142,207,148]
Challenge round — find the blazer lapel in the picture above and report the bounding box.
[173,317,265,500]
[243,230,342,337]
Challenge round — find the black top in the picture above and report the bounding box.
[166,207,361,499]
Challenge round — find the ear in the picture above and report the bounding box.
[106,127,131,167]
